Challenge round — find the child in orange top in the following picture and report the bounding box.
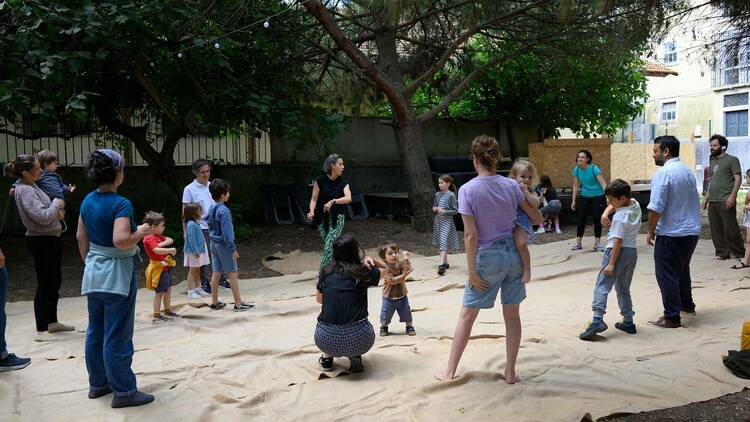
[377,241,415,336]
[143,211,178,324]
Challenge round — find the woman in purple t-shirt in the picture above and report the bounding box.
[435,135,542,384]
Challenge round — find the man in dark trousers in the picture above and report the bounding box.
[702,134,745,260]
[647,136,702,328]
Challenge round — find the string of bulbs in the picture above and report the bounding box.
[172,0,313,59]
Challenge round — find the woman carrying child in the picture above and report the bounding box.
[7,155,73,334]
[432,174,460,275]
[76,149,155,408]
[314,234,380,373]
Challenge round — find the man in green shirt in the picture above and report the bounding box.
[702,134,745,260]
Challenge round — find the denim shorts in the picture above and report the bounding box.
[462,237,526,308]
[154,268,172,293]
[210,242,238,274]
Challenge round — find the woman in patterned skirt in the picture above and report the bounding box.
[308,154,352,269]
[433,174,460,275]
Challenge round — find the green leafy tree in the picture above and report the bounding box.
[0,0,337,195]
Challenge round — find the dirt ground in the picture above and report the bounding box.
[2,217,748,420]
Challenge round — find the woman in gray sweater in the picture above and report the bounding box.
[8,155,73,334]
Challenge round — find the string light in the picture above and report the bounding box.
[177,52,183,58]
[263,19,270,28]
[214,42,220,49]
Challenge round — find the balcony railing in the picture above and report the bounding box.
[712,65,750,88]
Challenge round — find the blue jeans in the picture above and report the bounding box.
[85,263,138,397]
[591,247,637,319]
[380,296,413,325]
[0,266,8,359]
[462,237,525,308]
[654,235,699,323]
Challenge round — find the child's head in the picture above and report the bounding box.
[378,241,400,264]
[539,175,553,189]
[5,154,39,181]
[604,179,631,208]
[438,174,457,194]
[143,211,166,235]
[509,160,536,187]
[209,178,231,202]
[182,203,202,224]
[36,150,59,171]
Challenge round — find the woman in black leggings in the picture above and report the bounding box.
[570,149,607,251]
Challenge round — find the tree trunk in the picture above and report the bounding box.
[392,121,434,232]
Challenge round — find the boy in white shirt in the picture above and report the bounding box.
[580,179,642,340]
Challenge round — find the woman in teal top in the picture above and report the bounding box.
[76,149,155,408]
[571,149,607,251]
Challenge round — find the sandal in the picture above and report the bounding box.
[731,262,750,269]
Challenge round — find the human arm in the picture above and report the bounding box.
[220,207,237,252]
[323,184,352,213]
[522,187,540,208]
[601,204,615,227]
[315,291,323,304]
[596,174,607,192]
[76,215,89,261]
[603,238,622,276]
[462,214,488,291]
[307,180,319,220]
[152,246,177,256]
[0,247,4,269]
[521,198,544,225]
[157,237,174,247]
[646,171,667,246]
[113,217,152,250]
[647,210,660,246]
[438,192,459,215]
[727,173,742,209]
[571,177,579,211]
[15,186,64,225]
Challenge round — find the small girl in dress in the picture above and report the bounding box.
[509,160,540,283]
[734,169,750,269]
[183,203,211,299]
[432,174,460,275]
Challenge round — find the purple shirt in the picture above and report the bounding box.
[458,175,525,250]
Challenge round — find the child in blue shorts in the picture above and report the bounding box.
[580,179,641,340]
[206,179,254,312]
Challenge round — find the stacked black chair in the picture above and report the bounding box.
[260,184,295,225]
[346,186,369,220]
[285,183,314,225]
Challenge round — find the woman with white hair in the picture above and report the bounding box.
[308,154,352,269]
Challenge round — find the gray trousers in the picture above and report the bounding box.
[707,202,745,259]
[592,247,637,320]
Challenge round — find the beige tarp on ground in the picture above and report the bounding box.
[262,249,423,275]
[1,236,749,421]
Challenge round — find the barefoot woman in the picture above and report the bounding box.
[435,135,542,383]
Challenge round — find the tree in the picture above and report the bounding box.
[303,0,682,231]
[0,0,335,195]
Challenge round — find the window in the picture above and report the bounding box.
[725,110,748,136]
[724,92,748,107]
[660,101,677,121]
[662,40,677,65]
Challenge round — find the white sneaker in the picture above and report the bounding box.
[196,288,210,297]
[187,289,202,299]
[555,229,562,234]
[535,227,546,234]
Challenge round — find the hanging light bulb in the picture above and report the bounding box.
[214,42,220,49]
[263,19,269,28]
[177,52,183,58]
[150,62,155,67]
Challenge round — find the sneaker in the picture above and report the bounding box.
[379,325,389,336]
[187,289,202,299]
[319,356,334,372]
[88,384,113,399]
[647,317,680,328]
[535,227,546,234]
[571,243,583,251]
[437,264,446,275]
[349,356,364,373]
[594,244,605,252]
[152,315,172,324]
[219,279,231,289]
[405,326,416,336]
[60,220,68,233]
[579,321,608,340]
[444,264,450,269]
[197,288,211,297]
[163,310,180,318]
[111,390,155,408]
[209,301,226,310]
[201,284,212,294]
[0,353,31,372]
[233,301,255,312]
[555,228,562,234]
[615,321,637,334]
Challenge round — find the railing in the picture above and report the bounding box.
[711,65,750,88]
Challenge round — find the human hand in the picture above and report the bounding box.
[647,231,655,246]
[362,256,375,267]
[54,199,66,209]
[541,187,547,195]
[437,207,444,215]
[432,206,438,213]
[402,269,414,279]
[701,199,707,210]
[307,210,315,220]
[571,201,576,211]
[57,209,65,220]
[603,264,614,276]
[402,250,411,260]
[233,251,239,260]
[169,248,177,256]
[468,271,488,291]
[601,214,612,228]
[726,195,736,210]
[137,223,153,237]
[323,200,333,213]
[69,184,76,193]
[0,248,5,268]
[8,187,14,197]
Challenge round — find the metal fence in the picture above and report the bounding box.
[0,114,271,166]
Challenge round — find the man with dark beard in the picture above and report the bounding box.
[647,136,701,328]
[702,134,745,260]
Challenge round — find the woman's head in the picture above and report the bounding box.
[323,154,344,177]
[470,135,500,171]
[192,159,211,184]
[85,149,124,186]
[5,155,40,182]
[509,160,537,187]
[576,149,592,166]
[182,203,202,224]
[320,233,371,287]
[438,174,456,194]
[540,175,553,189]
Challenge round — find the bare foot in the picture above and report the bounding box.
[522,270,531,284]
[433,371,455,381]
[504,370,518,384]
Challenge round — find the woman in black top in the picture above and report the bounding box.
[315,234,382,373]
[308,154,352,269]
